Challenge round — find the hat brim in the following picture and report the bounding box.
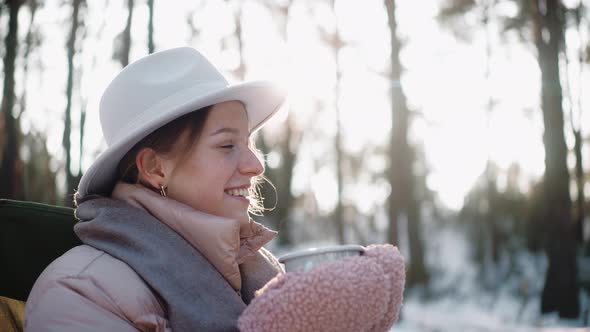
[75,80,286,201]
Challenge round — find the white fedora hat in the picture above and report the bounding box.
[75,47,286,200]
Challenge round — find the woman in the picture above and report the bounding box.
[25,47,405,332]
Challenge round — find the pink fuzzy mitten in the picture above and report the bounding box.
[238,244,405,332]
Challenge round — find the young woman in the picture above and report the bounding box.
[25,47,405,332]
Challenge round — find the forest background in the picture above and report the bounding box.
[1,0,590,329]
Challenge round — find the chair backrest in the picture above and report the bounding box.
[0,199,82,301]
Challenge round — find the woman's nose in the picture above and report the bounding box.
[240,148,264,176]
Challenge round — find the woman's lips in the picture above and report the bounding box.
[225,192,249,204]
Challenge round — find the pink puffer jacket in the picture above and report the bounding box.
[26,183,406,331]
[26,244,404,332]
[239,244,405,332]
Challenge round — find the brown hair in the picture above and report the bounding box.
[117,107,212,184]
[116,105,266,214]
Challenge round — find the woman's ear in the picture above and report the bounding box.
[136,148,169,190]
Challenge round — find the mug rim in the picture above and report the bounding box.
[278,244,365,263]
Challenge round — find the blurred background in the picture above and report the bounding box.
[1,0,589,330]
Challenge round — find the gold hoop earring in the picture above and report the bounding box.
[159,184,167,197]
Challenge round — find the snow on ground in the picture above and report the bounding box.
[393,224,590,331]
[270,219,590,331]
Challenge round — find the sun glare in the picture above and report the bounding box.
[20,0,588,212]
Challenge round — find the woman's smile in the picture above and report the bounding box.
[224,186,251,205]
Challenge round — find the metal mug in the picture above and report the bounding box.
[278,244,366,273]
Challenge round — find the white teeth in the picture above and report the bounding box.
[226,188,249,198]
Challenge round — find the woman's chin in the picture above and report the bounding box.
[220,209,249,223]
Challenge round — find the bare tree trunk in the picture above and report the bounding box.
[328,0,345,244]
[276,116,296,246]
[20,0,39,201]
[573,129,584,243]
[483,1,501,267]
[334,68,345,244]
[562,4,585,245]
[0,0,23,199]
[573,1,586,245]
[275,2,296,247]
[255,125,297,247]
[407,183,428,284]
[231,4,245,80]
[488,175,500,262]
[485,165,501,288]
[18,0,36,117]
[147,0,155,54]
[385,0,428,285]
[484,10,500,272]
[78,105,86,180]
[63,0,82,206]
[251,0,297,245]
[531,0,579,318]
[384,0,402,246]
[122,0,134,67]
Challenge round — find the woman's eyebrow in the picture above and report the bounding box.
[210,127,240,136]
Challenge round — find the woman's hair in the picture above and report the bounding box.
[116,106,266,214]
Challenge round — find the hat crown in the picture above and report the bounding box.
[99,47,228,146]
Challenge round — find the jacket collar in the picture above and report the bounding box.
[111,182,277,291]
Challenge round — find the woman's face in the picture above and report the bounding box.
[165,101,263,223]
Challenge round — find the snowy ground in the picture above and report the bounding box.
[395,279,590,331]
[393,225,590,331]
[273,222,590,331]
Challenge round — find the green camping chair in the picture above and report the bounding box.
[0,199,81,331]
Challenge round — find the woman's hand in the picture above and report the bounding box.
[238,244,405,332]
